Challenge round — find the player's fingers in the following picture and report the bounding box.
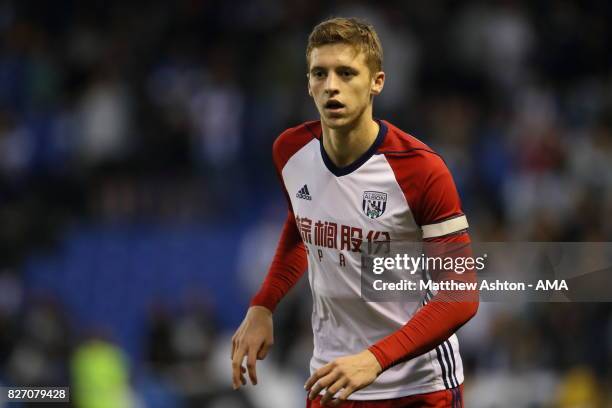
[240,365,246,385]
[231,337,236,360]
[329,385,355,407]
[320,377,348,406]
[257,342,270,360]
[231,345,247,389]
[308,369,340,400]
[304,364,333,390]
[246,347,259,385]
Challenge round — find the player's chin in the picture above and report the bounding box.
[322,113,353,129]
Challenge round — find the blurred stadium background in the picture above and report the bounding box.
[0,0,611,407]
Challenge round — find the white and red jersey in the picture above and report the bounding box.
[252,120,475,400]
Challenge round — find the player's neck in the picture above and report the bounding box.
[321,113,379,168]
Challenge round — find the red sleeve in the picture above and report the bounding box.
[250,210,308,312]
[385,149,467,231]
[368,232,478,370]
[249,126,313,312]
[368,150,478,370]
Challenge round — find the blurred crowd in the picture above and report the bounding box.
[0,0,611,407]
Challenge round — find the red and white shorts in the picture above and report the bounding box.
[306,385,463,408]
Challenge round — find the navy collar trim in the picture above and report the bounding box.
[319,120,387,177]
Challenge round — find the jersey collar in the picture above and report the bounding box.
[319,119,388,177]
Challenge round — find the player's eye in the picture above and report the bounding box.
[339,69,356,78]
[312,70,326,78]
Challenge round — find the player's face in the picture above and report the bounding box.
[308,43,384,130]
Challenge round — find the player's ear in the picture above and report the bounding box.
[307,73,313,97]
[370,71,385,96]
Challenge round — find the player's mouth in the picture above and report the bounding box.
[324,100,346,114]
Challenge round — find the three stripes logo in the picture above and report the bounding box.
[422,284,460,392]
[296,184,312,200]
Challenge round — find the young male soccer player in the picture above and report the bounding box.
[231,17,478,407]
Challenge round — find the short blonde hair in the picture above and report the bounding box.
[306,17,383,74]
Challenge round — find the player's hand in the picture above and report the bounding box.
[304,349,382,406]
[231,305,274,389]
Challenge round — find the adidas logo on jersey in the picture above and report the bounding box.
[296,184,312,200]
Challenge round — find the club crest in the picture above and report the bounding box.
[362,191,387,219]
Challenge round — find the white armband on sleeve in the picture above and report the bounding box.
[421,215,468,239]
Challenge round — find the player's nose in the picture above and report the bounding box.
[324,72,340,94]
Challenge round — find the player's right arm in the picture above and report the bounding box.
[231,305,273,388]
[231,128,311,389]
[231,209,308,389]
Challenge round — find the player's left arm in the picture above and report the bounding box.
[305,152,478,406]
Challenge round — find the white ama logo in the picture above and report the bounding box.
[296,184,312,200]
[362,191,387,219]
